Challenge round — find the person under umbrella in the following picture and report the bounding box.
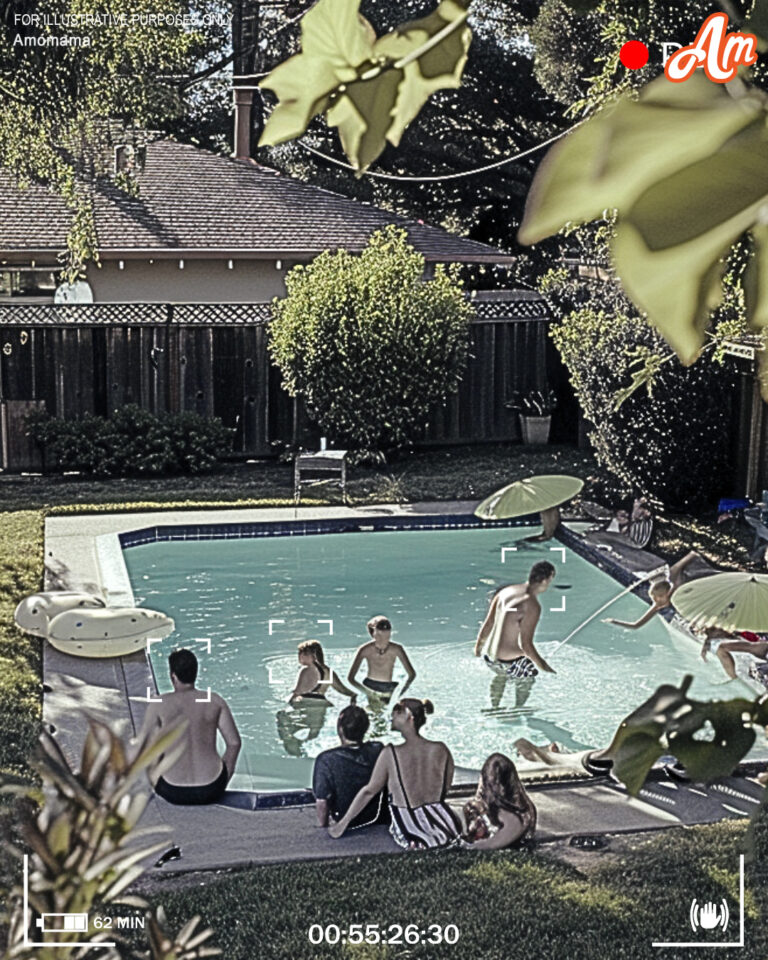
[474,474,584,542]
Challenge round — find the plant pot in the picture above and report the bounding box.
[520,414,552,444]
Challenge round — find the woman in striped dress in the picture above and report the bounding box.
[328,698,461,849]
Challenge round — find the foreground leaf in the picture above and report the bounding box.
[606,674,768,794]
[260,0,376,146]
[260,0,471,171]
[519,75,768,364]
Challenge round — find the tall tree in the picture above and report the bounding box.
[0,0,231,275]
[254,0,567,280]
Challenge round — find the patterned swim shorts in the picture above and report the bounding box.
[483,654,539,679]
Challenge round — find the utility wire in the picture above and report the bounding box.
[295,122,581,182]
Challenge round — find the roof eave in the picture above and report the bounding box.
[0,247,515,264]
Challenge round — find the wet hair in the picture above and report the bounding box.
[338,704,369,742]
[394,697,434,730]
[650,579,673,598]
[367,615,392,636]
[478,752,537,839]
[169,648,198,685]
[298,640,326,674]
[529,561,556,585]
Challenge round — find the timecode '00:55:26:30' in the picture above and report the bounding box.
[307,923,460,946]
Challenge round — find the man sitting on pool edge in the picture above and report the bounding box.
[313,704,387,829]
[347,616,416,704]
[136,648,242,805]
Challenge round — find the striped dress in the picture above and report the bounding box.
[387,745,462,850]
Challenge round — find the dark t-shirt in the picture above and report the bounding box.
[312,741,386,827]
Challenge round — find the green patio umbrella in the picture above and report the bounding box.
[474,474,584,520]
[672,572,768,632]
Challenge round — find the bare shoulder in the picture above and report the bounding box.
[356,641,374,656]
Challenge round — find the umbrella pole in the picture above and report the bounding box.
[550,565,667,655]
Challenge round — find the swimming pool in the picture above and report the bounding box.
[123,524,762,790]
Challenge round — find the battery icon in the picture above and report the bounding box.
[36,913,89,933]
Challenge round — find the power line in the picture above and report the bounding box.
[296,122,581,182]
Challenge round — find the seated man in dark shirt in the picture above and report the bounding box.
[313,705,387,829]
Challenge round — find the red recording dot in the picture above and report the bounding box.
[620,40,649,69]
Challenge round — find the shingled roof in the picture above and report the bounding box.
[0,139,512,263]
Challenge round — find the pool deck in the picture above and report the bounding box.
[41,502,766,876]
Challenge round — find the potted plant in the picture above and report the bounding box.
[508,388,557,444]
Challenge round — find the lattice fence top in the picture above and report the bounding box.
[0,296,549,326]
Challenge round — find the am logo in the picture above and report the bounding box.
[664,12,758,83]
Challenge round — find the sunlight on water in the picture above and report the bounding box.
[124,527,764,789]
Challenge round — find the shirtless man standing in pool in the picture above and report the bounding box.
[474,561,556,678]
[347,616,416,704]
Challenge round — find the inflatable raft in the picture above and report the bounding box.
[14,592,106,637]
[46,607,175,658]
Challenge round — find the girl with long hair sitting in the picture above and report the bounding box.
[463,752,536,849]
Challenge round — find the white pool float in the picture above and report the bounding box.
[46,607,175,658]
[14,592,106,637]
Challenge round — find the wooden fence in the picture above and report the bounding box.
[0,298,572,469]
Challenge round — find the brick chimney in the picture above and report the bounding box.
[233,88,255,159]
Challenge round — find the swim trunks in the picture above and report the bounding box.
[155,763,228,806]
[362,677,398,695]
[483,653,538,679]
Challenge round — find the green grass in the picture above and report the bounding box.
[0,444,601,513]
[0,510,44,776]
[139,817,767,960]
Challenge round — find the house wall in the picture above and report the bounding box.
[86,258,290,302]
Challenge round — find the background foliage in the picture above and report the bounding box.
[546,259,739,510]
[0,0,231,276]
[268,226,473,456]
[28,406,233,477]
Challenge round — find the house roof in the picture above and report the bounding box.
[0,139,513,263]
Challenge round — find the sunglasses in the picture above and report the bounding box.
[374,622,392,632]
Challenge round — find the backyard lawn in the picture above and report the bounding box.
[136,818,767,960]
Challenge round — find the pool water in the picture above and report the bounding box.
[124,527,762,790]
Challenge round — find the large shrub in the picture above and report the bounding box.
[268,226,474,456]
[550,307,738,510]
[28,405,233,477]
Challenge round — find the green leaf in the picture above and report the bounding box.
[301,0,377,65]
[519,75,765,246]
[327,69,404,172]
[258,59,339,146]
[613,119,768,362]
[259,0,376,147]
[260,0,471,170]
[605,675,767,794]
[375,0,472,149]
[520,74,768,364]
